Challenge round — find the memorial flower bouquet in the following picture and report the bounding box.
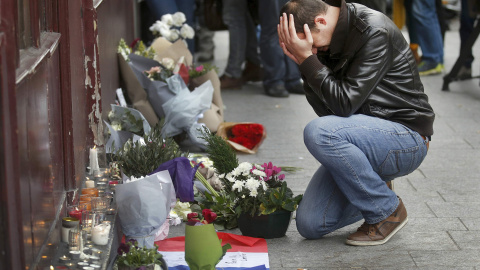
[194,127,302,230]
[107,108,145,136]
[216,122,267,154]
[149,12,195,43]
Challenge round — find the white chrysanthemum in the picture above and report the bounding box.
[251,169,266,178]
[180,24,195,39]
[245,177,261,192]
[237,162,253,176]
[161,14,174,26]
[230,167,241,177]
[160,58,175,70]
[232,181,244,192]
[249,189,258,197]
[241,195,245,199]
[226,173,235,183]
[172,12,187,27]
[261,181,267,191]
[218,173,225,178]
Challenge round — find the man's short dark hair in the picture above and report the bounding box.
[280,0,329,33]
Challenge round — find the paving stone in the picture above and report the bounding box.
[459,218,480,231]
[410,250,480,267]
[448,231,480,250]
[401,217,467,232]
[427,202,480,218]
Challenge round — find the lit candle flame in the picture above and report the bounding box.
[50,266,54,270]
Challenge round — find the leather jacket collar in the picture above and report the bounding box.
[329,0,350,57]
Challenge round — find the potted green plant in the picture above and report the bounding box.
[116,239,167,270]
[196,128,303,238]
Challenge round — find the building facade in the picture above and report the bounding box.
[0,0,137,268]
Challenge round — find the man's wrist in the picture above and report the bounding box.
[299,55,326,79]
[298,53,314,65]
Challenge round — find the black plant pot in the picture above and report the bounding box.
[237,210,292,239]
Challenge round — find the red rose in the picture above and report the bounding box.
[250,124,264,135]
[187,212,199,221]
[231,124,249,137]
[202,209,217,224]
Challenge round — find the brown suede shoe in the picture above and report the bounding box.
[242,61,263,82]
[386,180,394,191]
[346,197,408,246]
[220,74,244,89]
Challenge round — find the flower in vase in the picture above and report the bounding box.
[187,208,218,225]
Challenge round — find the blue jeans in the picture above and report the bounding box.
[404,0,444,64]
[258,0,301,88]
[296,115,429,239]
[145,0,196,53]
[222,0,261,78]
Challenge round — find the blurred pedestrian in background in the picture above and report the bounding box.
[259,0,304,97]
[220,0,263,89]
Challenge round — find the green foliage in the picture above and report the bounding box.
[198,126,239,177]
[113,124,185,178]
[197,190,238,230]
[258,182,303,215]
[116,240,163,268]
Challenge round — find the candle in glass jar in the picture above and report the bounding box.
[91,224,110,245]
[69,209,83,221]
[81,187,99,197]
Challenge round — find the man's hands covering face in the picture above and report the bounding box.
[277,13,314,65]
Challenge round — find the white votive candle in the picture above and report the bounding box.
[91,224,110,245]
[85,180,95,188]
[89,147,99,174]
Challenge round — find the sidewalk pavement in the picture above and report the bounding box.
[170,18,480,269]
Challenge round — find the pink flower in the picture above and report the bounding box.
[195,65,204,72]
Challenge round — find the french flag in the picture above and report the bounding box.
[156,232,270,270]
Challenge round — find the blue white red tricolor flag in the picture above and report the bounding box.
[155,232,269,270]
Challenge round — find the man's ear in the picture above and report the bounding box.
[314,15,327,28]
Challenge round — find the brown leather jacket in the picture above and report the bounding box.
[299,1,435,137]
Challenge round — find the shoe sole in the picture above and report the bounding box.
[345,217,408,246]
[419,64,444,76]
[419,70,442,76]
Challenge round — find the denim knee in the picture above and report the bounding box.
[296,208,331,239]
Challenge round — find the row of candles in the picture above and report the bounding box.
[58,163,121,269]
